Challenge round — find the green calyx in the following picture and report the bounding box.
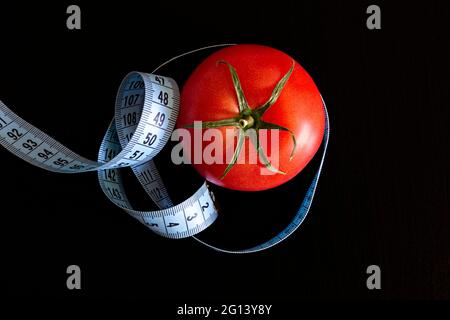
[185,59,297,179]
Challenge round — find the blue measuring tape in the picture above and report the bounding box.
[0,44,329,253]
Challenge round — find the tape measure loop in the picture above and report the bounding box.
[0,44,329,253]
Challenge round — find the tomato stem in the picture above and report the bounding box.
[239,115,254,129]
[183,60,297,179]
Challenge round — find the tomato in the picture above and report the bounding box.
[177,44,325,191]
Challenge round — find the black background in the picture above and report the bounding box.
[1,0,448,304]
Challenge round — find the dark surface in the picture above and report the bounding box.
[1,0,448,302]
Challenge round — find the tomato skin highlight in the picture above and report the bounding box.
[177,44,325,191]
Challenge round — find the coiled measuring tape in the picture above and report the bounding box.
[0,45,329,253]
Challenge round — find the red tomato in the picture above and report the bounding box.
[177,44,325,191]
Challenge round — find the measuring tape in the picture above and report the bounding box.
[0,44,329,253]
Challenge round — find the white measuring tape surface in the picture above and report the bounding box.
[0,49,329,253]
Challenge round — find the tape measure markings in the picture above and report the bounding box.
[0,71,218,240]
